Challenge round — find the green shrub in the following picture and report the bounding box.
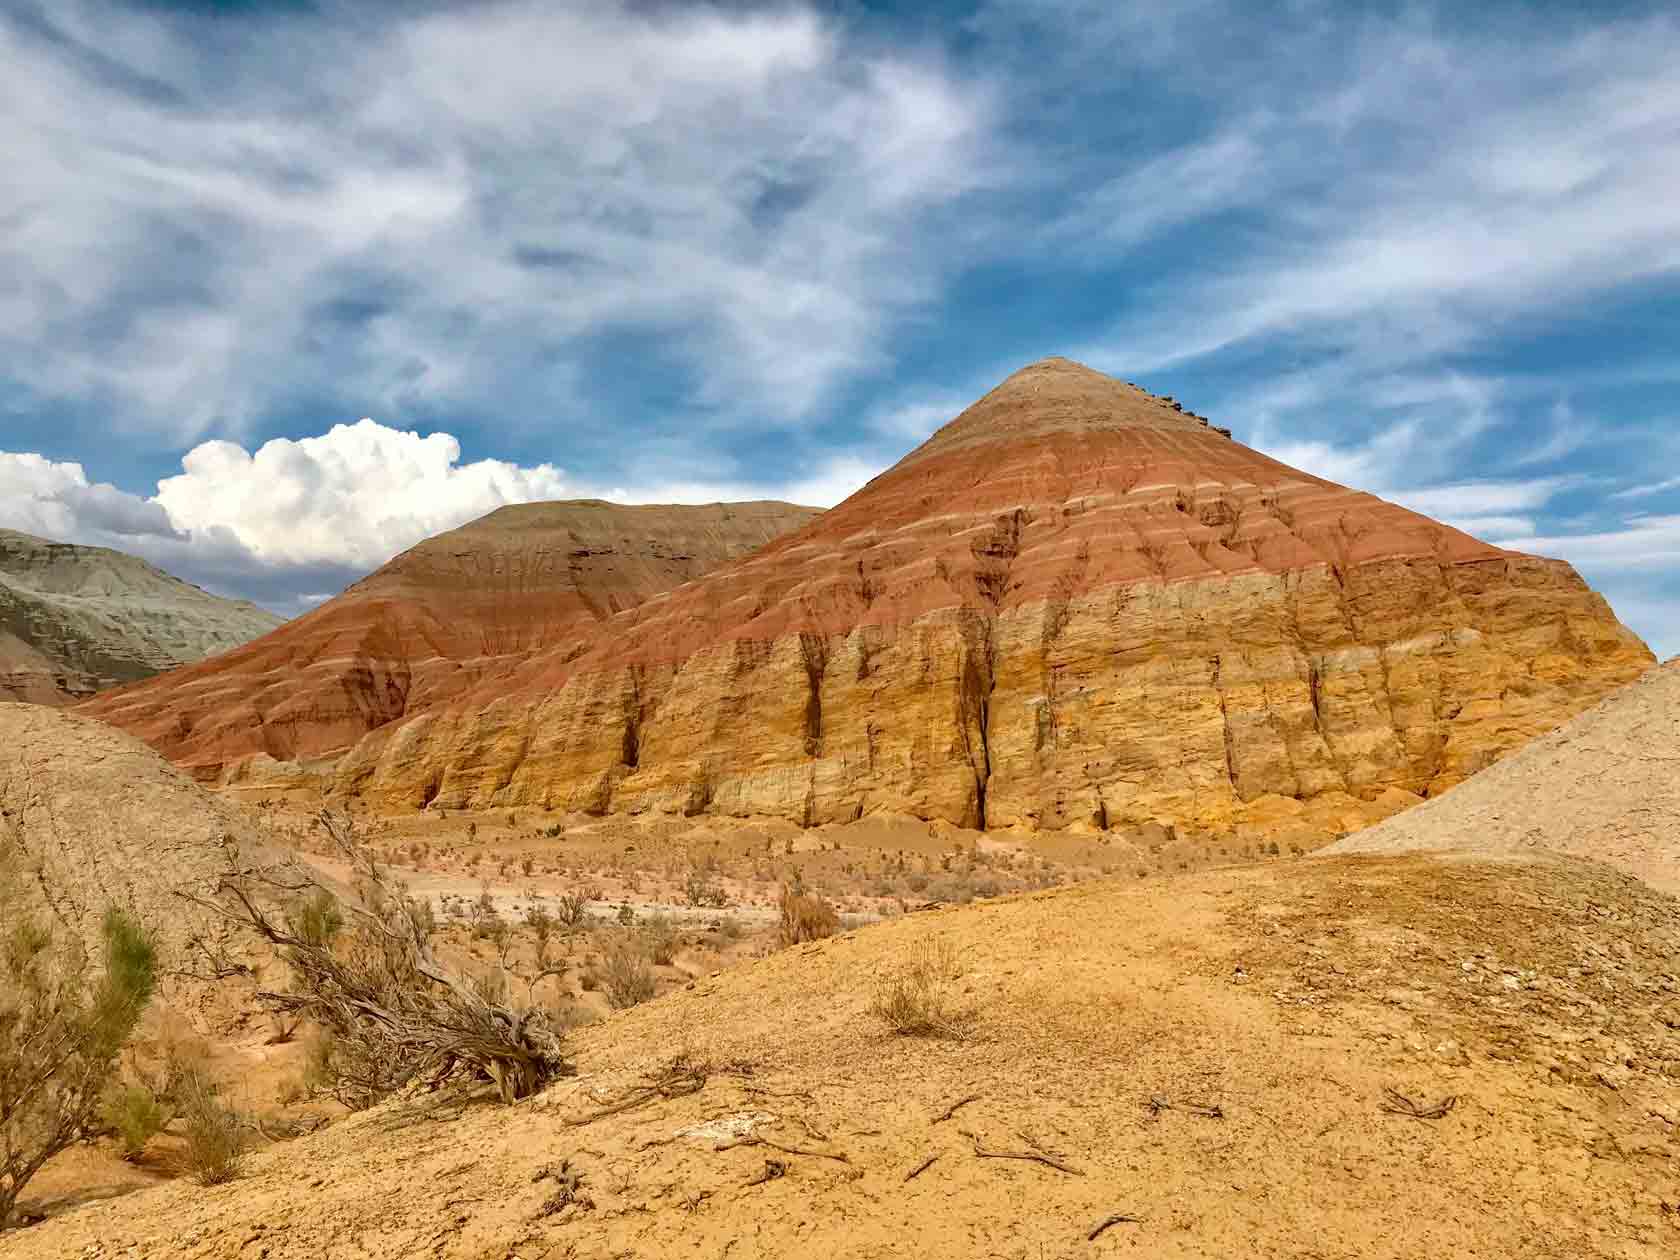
[102,1084,168,1160]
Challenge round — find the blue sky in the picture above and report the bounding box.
[0,0,1676,657]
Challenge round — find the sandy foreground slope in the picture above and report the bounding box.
[7,852,1676,1260]
[1330,658,1680,893]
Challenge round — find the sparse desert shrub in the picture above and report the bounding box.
[186,810,568,1108]
[600,939,657,1010]
[177,1070,244,1186]
[684,872,730,909]
[101,1084,168,1160]
[0,842,158,1231]
[777,884,839,947]
[615,904,635,927]
[869,939,970,1038]
[555,892,590,931]
[641,915,680,966]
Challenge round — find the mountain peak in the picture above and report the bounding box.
[901,357,1221,466]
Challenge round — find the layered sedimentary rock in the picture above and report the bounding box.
[0,529,281,705]
[325,359,1653,843]
[80,501,818,777]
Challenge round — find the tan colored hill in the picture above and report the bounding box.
[0,529,281,705]
[8,851,1677,1258]
[1331,657,1680,892]
[319,359,1650,856]
[78,500,819,782]
[0,702,268,959]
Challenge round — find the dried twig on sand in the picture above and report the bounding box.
[1146,1095,1224,1119]
[1380,1088,1457,1120]
[904,1154,939,1182]
[1087,1213,1142,1240]
[716,1134,850,1163]
[745,1158,787,1186]
[566,1060,707,1127]
[932,1093,982,1124]
[959,1129,1084,1176]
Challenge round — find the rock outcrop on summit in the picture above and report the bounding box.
[322,360,1652,846]
[79,501,819,780]
[0,529,281,705]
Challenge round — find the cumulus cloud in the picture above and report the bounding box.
[0,421,864,616]
[0,452,179,544]
[154,421,567,571]
[2,424,573,612]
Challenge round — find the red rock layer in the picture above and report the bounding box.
[78,500,818,777]
[323,359,1653,841]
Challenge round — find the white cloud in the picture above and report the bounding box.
[1072,14,1680,387]
[0,452,179,543]
[1612,475,1680,500]
[1,420,858,614]
[1492,515,1680,573]
[152,421,568,571]
[0,1,989,440]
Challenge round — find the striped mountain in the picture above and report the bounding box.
[91,360,1654,849]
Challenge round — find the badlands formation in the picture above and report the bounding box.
[0,702,272,958]
[0,529,279,705]
[80,500,818,782]
[171,357,1651,852]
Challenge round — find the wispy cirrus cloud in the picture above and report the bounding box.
[0,1,990,445]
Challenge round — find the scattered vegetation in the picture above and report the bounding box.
[869,939,971,1038]
[778,883,839,947]
[187,810,569,1108]
[101,1084,168,1161]
[0,836,158,1230]
[600,939,657,1010]
[177,1069,244,1185]
[641,914,680,966]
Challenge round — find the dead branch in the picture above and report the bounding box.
[959,1129,1084,1176]
[1146,1095,1223,1120]
[744,1158,786,1187]
[1087,1213,1142,1240]
[178,809,568,1105]
[565,1063,707,1128]
[1380,1088,1457,1120]
[716,1134,850,1163]
[932,1092,982,1124]
[904,1154,939,1182]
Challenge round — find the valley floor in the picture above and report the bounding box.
[8,851,1678,1259]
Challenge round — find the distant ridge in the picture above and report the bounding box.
[79,500,820,775]
[0,528,281,705]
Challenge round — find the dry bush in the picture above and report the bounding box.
[641,915,680,966]
[684,872,729,909]
[177,1070,244,1186]
[187,811,568,1107]
[869,939,971,1038]
[778,884,839,947]
[1,834,158,1230]
[600,939,656,1010]
[555,892,590,931]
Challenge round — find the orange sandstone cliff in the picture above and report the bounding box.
[78,500,818,779]
[323,359,1653,841]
